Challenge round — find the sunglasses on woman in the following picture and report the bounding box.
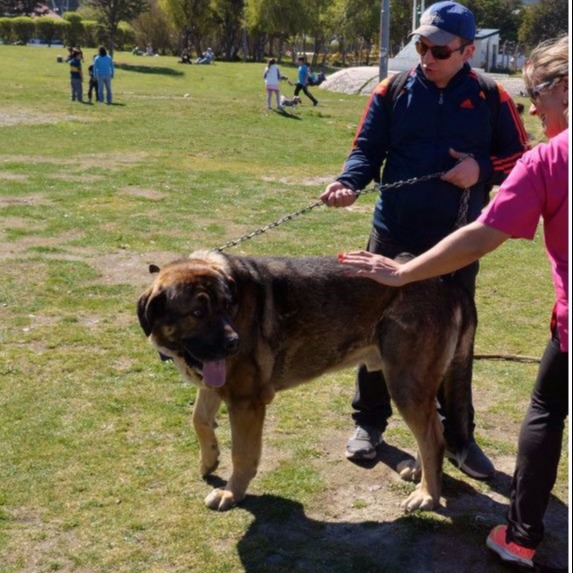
[527,76,565,104]
[415,40,468,60]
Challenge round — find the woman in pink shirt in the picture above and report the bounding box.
[339,35,568,569]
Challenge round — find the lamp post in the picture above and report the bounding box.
[379,0,390,80]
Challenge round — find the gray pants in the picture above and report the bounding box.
[97,77,112,104]
[71,78,83,101]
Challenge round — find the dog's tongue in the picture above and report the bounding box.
[202,359,226,388]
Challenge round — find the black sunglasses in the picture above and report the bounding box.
[415,40,467,60]
[527,76,565,104]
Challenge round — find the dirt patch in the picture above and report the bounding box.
[91,249,179,287]
[0,172,29,181]
[118,186,168,200]
[261,175,337,187]
[0,194,53,208]
[0,152,149,171]
[0,109,91,127]
[238,425,568,573]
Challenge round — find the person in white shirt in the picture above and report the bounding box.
[263,58,284,111]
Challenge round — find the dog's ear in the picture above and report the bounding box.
[149,264,160,274]
[227,276,239,307]
[137,289,166,336]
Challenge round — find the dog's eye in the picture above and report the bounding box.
[192,308,206,319]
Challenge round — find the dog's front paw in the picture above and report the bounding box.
[399,487,437,513]
[397,459,421,482]
[204,488,240,511]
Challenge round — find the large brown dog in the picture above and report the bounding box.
[137,250,475,512]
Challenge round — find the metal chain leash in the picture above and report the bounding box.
[216,171,446,252]
[454,187,471,229]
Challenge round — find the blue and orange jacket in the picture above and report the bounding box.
[338,63,530,251]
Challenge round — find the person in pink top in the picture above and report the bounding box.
[338,35,568,570]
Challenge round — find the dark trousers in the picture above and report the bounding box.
[351,226,479,449]
[294,82,318,105]
[88,79,98,101]
[507,331,568,549]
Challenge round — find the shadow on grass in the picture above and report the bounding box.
[228,444,568,573]
[114,62,184,76]
[276,109,302,120]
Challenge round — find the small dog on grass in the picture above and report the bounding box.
[280,95,302,108]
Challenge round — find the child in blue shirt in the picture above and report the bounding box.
[294,56,318,106]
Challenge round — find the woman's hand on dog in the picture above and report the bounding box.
[338,251,407,286]
[321,181,358,207]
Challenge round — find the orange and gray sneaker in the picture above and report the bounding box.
[486,525,536,569]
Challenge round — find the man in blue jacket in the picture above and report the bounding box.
[321,1,529,479]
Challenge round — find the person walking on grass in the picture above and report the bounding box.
[321,1,529,480]
[264,58,284,111]
[339,35,568,571]
[294,56,318,106]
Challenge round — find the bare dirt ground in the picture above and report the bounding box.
[233,417,568,573]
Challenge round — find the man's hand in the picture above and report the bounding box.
[441,148,480,189]
[321,181,358,207]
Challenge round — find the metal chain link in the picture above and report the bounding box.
[455,188,471,228]
[216,171,445,252]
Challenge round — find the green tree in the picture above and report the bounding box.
[342,0,379,64]
[466,0,521,42]
[246,0,306,60]
[211,0,244,60]
[389,0,414,55]
[84,0,148,54]
[132,0,176,54]
[518,0,568,48]
[160,0,211,58]
[302,0,335,65]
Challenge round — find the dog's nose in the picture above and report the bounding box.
[225,335,240,355]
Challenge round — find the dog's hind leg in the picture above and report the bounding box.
[439,351,473,466]
[193,388,222,477]
[204,400,266,511]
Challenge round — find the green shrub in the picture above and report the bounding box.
[35,16,60,47]
[82,19,105,48]
[11,16,35,45]
[0,17,13,44]
[116,21,136,51]
[62,11,84,47]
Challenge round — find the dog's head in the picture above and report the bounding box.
[293,96,302,105]
[137,250,240,388]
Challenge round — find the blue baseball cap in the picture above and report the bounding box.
[410,1,476,44]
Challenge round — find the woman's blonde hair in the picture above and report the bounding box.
[523,35,569,123]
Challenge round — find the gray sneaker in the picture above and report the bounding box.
[346,425,383,460]
[446,441,495,480]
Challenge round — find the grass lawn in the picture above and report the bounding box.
[0,45,568,573]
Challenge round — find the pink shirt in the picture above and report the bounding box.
[478,129,569,352]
